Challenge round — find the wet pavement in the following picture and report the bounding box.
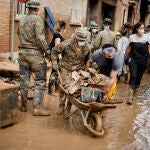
[0,73,150,150]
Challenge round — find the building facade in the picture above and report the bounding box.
[0,0,143,59]
[87,0,141,31]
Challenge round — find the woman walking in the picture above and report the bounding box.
[126,22,150,105]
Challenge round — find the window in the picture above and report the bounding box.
[15,2,28,21]
[70,0,82,25]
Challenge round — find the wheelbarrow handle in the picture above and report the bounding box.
[56,69,69,94]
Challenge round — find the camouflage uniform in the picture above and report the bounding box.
[93,18,117,50]
[93,29,117,50]
[18,1,50,109]
[51,28,91,114]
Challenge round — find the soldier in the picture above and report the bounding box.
[18,0,51,116]
[93,18,117,51]
[51,27,91,115]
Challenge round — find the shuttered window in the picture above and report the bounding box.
[70,0,82,25]
[15,2,28,21]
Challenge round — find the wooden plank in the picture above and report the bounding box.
[0,59,19,73]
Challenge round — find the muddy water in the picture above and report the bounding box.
[122,83,150,150]
[0,74,150,150]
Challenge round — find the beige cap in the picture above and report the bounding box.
[74,27,87,41]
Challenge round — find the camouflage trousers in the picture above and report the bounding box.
[59,67,72,109]
[19,53,47,107]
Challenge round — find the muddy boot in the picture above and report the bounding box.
[64,102,72,118]
[57,104,65,115]
[33,105,51,116]
[19,101,27,112]
[126,88,134,105]
[19,90,27,112]
[124,73,128,83]
[117,74,121,82]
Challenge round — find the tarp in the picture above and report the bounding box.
[44,7,56,35]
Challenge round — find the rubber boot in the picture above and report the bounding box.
[19,90,27,112]
[126,88,134,105]
[33,105,51,116]
[124,73,128,83]
[117,74,121,82]
[48,79,55,95]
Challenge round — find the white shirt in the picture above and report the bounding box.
[117,36,128,54]
[128,34,150,45]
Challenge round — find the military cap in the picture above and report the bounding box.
[27,0,40,9]
[74,27,87,41]
[103,18,112,25]
[90,21,98,29]
[123,23,131,29]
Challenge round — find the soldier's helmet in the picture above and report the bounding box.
[27,0,40,9]
[103,18,112,25]
[74,27,87,41]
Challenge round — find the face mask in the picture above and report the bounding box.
[138,29,144,35]
[78,41,85,46]
[92,29,98,33]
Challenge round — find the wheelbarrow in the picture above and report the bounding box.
[58,71,118,137]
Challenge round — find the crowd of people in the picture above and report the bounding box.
[17,0,150,116]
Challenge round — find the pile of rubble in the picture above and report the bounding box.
[61,68,110,96]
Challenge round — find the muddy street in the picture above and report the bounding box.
[0,73,150,150]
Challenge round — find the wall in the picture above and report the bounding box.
[0,0,88,55]
[0,0,11,54]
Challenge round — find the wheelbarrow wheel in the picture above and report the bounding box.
[84,112,104,136]
[87,113,102,132]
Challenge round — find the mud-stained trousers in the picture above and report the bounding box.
[19,54,47,108]
[59,67,72,113]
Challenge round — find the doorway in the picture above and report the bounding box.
[100,2,116,30]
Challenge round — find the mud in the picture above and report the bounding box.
[0,74,150,150]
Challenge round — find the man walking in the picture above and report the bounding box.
[18,0,51,116]
[93,18,117,51]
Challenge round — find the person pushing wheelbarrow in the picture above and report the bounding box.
[51,27,91,115]
[86,43,121,100]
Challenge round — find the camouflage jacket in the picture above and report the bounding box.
[18,13,49,56]
[51,39,91,71]
[93,29,117,49]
